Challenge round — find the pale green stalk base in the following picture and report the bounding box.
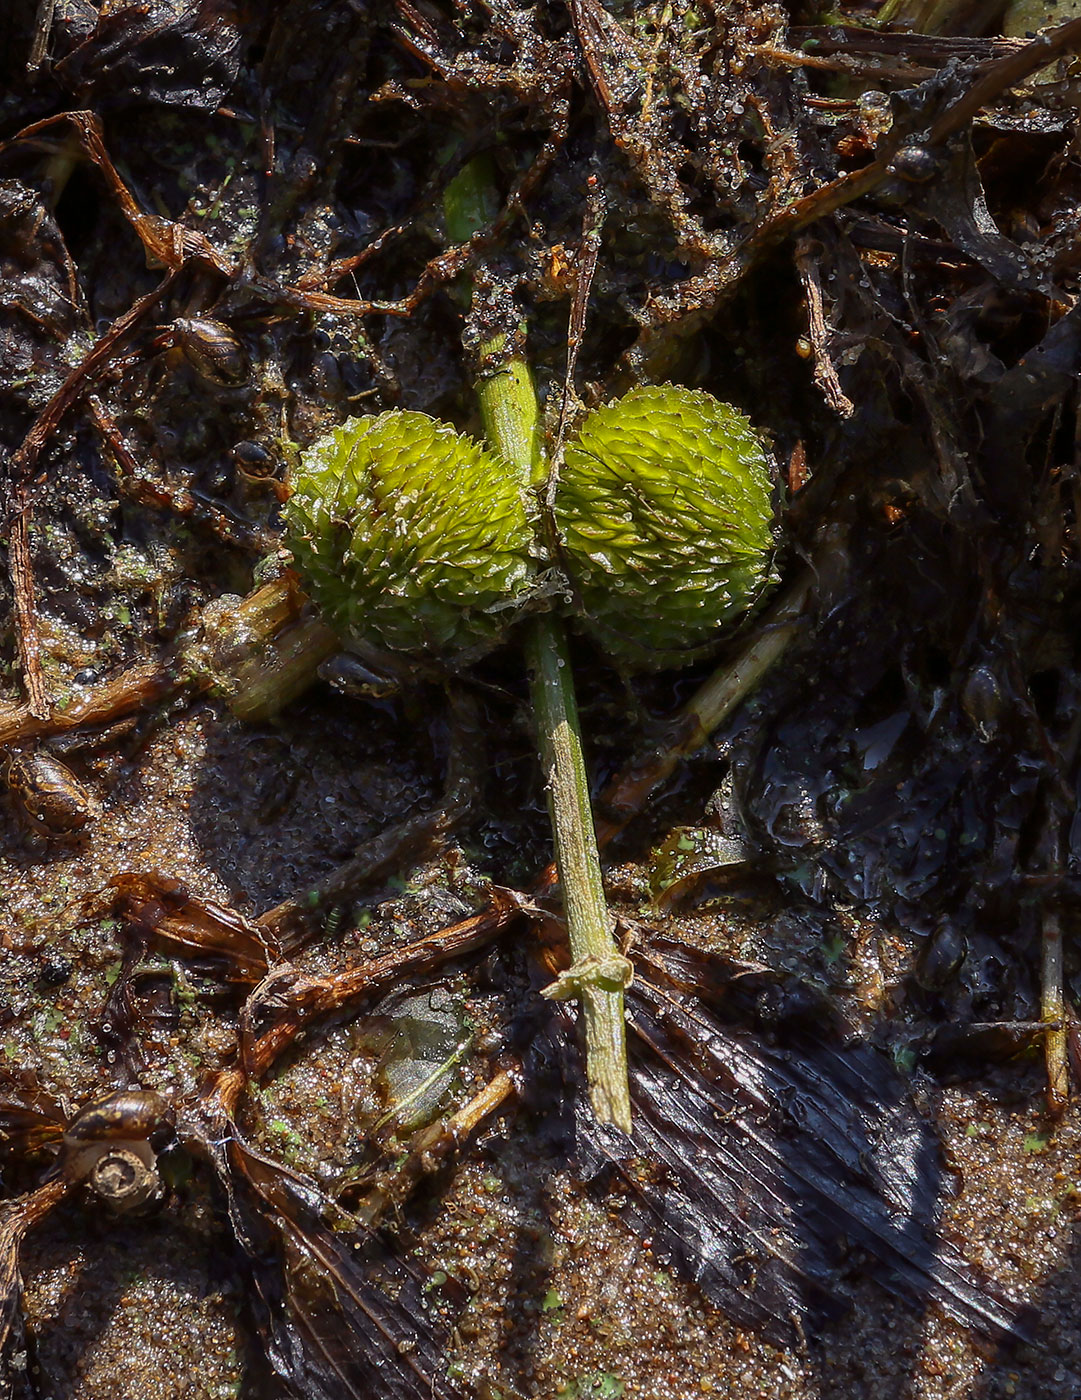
[526,614,632,1132]
[596,573,811,844]
[476,331,633,1133]
[447,153,633,1130]
[680,573,812,743]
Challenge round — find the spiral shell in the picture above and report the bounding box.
[63,1090,171,1213]
[63,1089,169,1144]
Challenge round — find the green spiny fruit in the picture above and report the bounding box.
[555,385,776,670]
[281,411,535,659]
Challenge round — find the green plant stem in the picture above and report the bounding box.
[476,334,632,1132]
[595,572,811,848]
[447,153,632,1130]
[475,336,547,488]
[524,613,632,1130]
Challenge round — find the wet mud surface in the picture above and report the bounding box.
[0,698,1078,1399]
[4,1,1081,1397]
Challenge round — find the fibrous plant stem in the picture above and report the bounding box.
[447,153,632,1129]
[1042,908,1068,1115]
[595,573,811,845]
[524,611,633,1130]
[474,337,547,488]
[477,336,633,1133]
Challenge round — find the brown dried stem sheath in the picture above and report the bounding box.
[1042,908,1068,1115]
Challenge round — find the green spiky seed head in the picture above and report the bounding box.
[281,411,535,659]
[555,385,775,670]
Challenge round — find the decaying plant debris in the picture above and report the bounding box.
[4,0,1081,1396]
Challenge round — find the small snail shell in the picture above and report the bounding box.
[232,439,288,502]
[888,145,941,184]
[63,1090,171,1212]
[63,1089,170,1145]
[84,1145,162,1213]
[916,918,969,991]
[5,748,93,833]
[173,317,250,386]
[231,439,274,479]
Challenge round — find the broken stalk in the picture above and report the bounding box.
[445,159,632,1131]
[474,334,633,1133]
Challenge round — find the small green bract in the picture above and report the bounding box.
[282,411,535,659]
[555,385,775,669]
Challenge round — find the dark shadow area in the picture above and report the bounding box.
[22,1189,254,1400]
[187,687,440,915]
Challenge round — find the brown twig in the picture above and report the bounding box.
[349,1066,520,1225]
[3,112,232,274]
[0,1174,71,1366]
[88,397,275,554]
[552,173,605,465]
[794,237,855,418]
[0,661,184,750]
[927,17,1081,146]
[628,15,1081,380]
[7,515,47,719]
[256,803,470,948]
[1042,907,1068,1115]
[25,0,57,72]
[751,43,939,82]
[241,891,523,1077]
